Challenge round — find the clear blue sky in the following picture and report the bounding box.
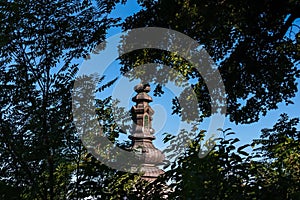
[90,1,300,151]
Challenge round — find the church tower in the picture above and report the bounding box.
[130,83,165,182]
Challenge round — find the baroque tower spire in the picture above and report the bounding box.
[130,83,165,182]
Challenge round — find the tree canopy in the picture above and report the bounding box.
[0,0,300,199]
[121,0,300,124]
[0,0,127,199]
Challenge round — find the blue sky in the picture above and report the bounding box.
[89,1,300,151]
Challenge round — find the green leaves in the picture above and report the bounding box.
[140,117,300,199]
[251,114,300,196]
[1,0,299,199]
[121,0,300,124]
[237,144,250,156]
[0,0,123,199]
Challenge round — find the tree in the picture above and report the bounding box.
[71,0,300,199]
[121,0,300,124]
[135,115,300,199]
[1,0,299,199]
[252,114,300,199]
[0,0,125,199]
[136,129,252,199]
[116,1,300,198]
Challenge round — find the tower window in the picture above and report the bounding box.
[144,115,149,129]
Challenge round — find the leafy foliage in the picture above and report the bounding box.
[0,0,128,199]
[251,114,300,199]
[1,0,300,199]
[121,0,300,124]
[138,118,300,199]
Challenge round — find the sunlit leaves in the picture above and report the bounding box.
[122,0,300,124]
[0,0,123,199]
